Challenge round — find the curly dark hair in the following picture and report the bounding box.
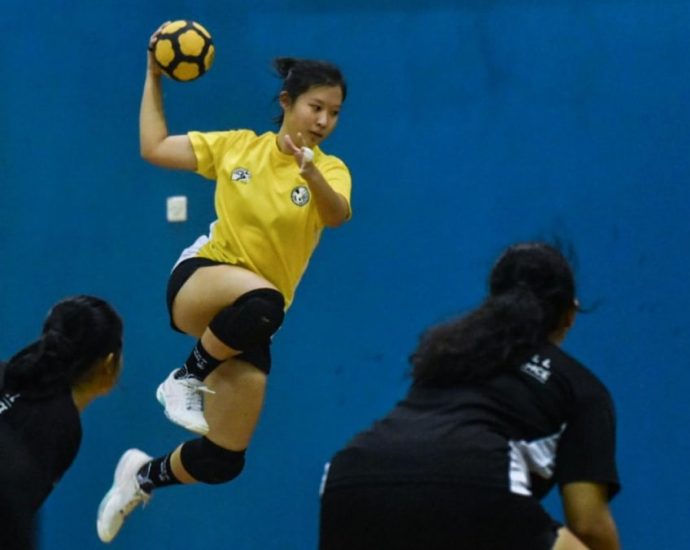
[411,243,576,387]
[3,295,122,396]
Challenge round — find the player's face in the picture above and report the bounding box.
[282,85,343,148]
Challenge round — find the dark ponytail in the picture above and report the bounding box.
[273,57,299,80]
[4,296,122,397]
[272,56,347,125]
[411,243,576,387]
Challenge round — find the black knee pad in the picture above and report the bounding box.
[180,437,246,484]
[209,288,285,350]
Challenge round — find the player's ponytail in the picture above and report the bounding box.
[273,57,299,79]
[3,296,122,397]
[411,243,576,386]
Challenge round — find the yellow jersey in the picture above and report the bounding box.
[188,129,352,308]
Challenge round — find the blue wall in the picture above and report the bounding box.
[1,1,689,548]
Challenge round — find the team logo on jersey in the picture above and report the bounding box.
[520,354,552,383]
[231,167,251,184]
[0,391,20,414]
[291,185,310,206]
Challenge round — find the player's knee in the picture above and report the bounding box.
[180,437,246,484]
[209,288,285,350]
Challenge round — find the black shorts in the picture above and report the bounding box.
[166,257,272,375]
[319,483,560,550]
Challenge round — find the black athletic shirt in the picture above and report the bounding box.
[0,361,82,511]
[326,344,620,500]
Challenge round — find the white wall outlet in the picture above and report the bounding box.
[166,196,187,223]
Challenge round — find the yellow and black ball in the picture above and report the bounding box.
[152,20,215,82]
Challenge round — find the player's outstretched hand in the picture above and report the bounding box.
[284,133,315,174]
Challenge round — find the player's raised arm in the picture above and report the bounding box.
[139,24,197,171]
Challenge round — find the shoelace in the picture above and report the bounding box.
[180,378,215,412]
[120,488,150,517]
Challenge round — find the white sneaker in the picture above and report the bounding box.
[97,449,152,543]
[156,369,214,435]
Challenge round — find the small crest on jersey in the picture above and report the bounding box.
[520,354,552,384]
[0,392,20,414]
[291,185,310,206]
[231,167,251,184]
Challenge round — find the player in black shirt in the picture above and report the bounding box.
[320,242,620,550]
[0,295,123,549]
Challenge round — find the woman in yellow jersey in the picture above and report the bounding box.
[96,26,351,542]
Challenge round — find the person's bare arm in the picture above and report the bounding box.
[139,26,197,171]
[561,482,620,550]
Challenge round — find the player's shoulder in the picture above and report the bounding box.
[545,344,613,401]
[224,128,260,145]
[235,128,261,139]
[189,128,258,148]
[210,128,261,141]
[314,146,349,172]
[314,144,345,163]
